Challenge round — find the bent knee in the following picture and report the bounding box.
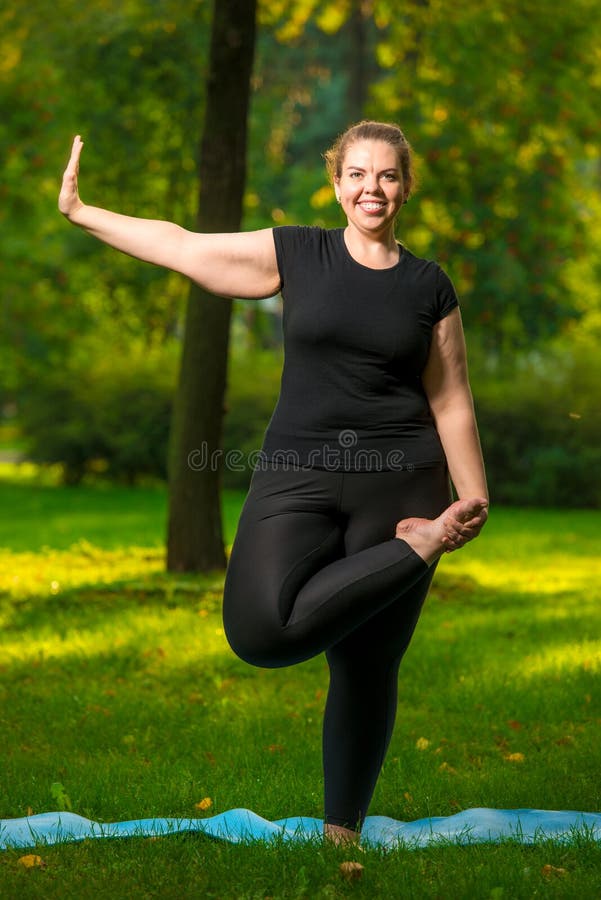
[223,627,288,669]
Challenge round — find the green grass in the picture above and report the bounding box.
[0,462,243,552]
[1,464,600,897]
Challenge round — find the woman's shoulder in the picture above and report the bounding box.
[399,244,455,283]
[273,224,339,242]
[399,243,439,271]
[398,246,459,317]
[272,225,342,259]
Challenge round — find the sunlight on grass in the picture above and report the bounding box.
[0,543,165,599]
[445,555,601,595]
[2,604,231,666]
[0,460,62,485]
[520,640,601,678]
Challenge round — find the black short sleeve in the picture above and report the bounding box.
[435,265,460,321]
[272,226,318,290]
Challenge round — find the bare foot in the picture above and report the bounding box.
[395,497,488,565]
[324,823,362,846]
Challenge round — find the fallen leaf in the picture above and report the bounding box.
[195,797,213,811]
[508,720,522,730]
[541,864,567,879]
[415,737,430,751]
[438,762,457,774]
[504,752,525,762]
[403,792,413,803]
[339,861,364,881]
[18,855,45,868]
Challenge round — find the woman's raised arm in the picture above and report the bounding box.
[59,136,281,300]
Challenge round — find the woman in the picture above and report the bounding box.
[59,121,488,845]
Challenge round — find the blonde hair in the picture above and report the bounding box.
[323,120,417,198]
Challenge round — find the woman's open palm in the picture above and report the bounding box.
[59,135,84,218]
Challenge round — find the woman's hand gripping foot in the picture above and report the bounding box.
[395,497,489,565]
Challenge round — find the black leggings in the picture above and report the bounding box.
[223,462,451,829]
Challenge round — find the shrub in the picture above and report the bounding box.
[222,348,283,489]
[472,342,600,508]
[16,338,600,507]
[20,344,177,485]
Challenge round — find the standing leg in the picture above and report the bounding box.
[322,466,452,836]
[323,567,437,833]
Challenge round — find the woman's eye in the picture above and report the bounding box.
[349,171,362,178]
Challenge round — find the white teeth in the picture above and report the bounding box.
[360,202,385,211]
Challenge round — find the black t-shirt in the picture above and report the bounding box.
[259,226,459,472]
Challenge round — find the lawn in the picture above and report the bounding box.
[1,464,600,898]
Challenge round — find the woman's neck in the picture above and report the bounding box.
[343,225,400,269]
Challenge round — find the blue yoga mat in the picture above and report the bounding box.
[2,807,600,851]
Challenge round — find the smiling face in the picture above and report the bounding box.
[334,139,406,238]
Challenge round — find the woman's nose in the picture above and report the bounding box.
[363,173,380,193]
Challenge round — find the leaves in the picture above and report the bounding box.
[194,797,213,811]
[504,752,526,763]
[339,861,364,882]
[17,854,45,868]
[541,864,568,880]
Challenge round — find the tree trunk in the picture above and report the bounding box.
[346,0,369,121]
[167,0,257,572]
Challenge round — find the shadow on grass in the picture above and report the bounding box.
[2,557,600,822]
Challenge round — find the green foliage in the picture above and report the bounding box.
[50,782,72,812]
[19,342,178,486]
[223,343,284,488]
[0,1,209,402]
[472,339,601,507]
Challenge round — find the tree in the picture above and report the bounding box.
[167,0,258,571]
[0,1,210,397]
[369,0,601,352]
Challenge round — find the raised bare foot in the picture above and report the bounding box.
[324,823,362,846]
[395,497,488,565]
